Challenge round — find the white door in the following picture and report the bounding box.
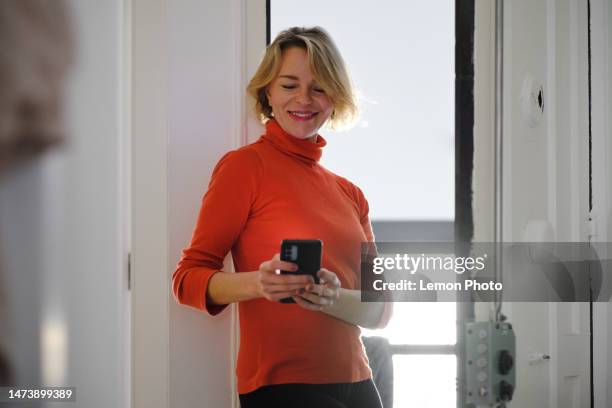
[501,0,591,407]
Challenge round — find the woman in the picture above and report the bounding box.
[172,26,391,408]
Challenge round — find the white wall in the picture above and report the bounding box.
[167,0,243,407]
[0,1,130,407]
[132,1,262,407]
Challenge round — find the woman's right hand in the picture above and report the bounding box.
[255,253,314,302]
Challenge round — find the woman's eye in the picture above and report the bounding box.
[313,88,326,93]
[281,84,297,90]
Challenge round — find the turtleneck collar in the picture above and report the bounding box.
[261,119,327,164]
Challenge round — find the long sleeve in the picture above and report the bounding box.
[171,148,263,315]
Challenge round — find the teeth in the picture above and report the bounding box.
[290,111,315,118]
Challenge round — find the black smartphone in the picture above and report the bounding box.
[279,239,323,304]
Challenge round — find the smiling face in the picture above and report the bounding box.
[266,47,334,141]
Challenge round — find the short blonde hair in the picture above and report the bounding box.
[246,26,358,130]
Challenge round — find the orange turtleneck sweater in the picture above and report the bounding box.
[172,119,374,394]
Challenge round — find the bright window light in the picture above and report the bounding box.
[393,355,457,407]
[362,302,456,345]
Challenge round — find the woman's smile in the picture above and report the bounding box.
[288,110,319,121]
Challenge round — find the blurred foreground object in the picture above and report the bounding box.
[0,0,73,173]
[0,0,74,385]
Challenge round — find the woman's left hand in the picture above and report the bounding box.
[292,268,341,311]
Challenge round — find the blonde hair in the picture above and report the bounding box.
[246,26,358,130]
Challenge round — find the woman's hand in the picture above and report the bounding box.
[292,268,341,311]
[255,253,314,302]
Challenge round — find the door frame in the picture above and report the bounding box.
[589,0,612,407]
[131,0,170,407]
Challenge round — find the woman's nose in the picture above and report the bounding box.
[295,89,313,105]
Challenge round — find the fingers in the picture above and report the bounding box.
[292,295,324,311]
[259,254,299,275]
[317,268,341,288]
[257,276,311,302]
[261,281,311,294]
[294,281,339,309]
[257,254,315,302]
[291,268,341,310]
[297,290,332,306]
[258,256,341,307]
[289,268,341,310]
[261,272,313,288]
[305,283,336,298]
[266,291,304,302]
